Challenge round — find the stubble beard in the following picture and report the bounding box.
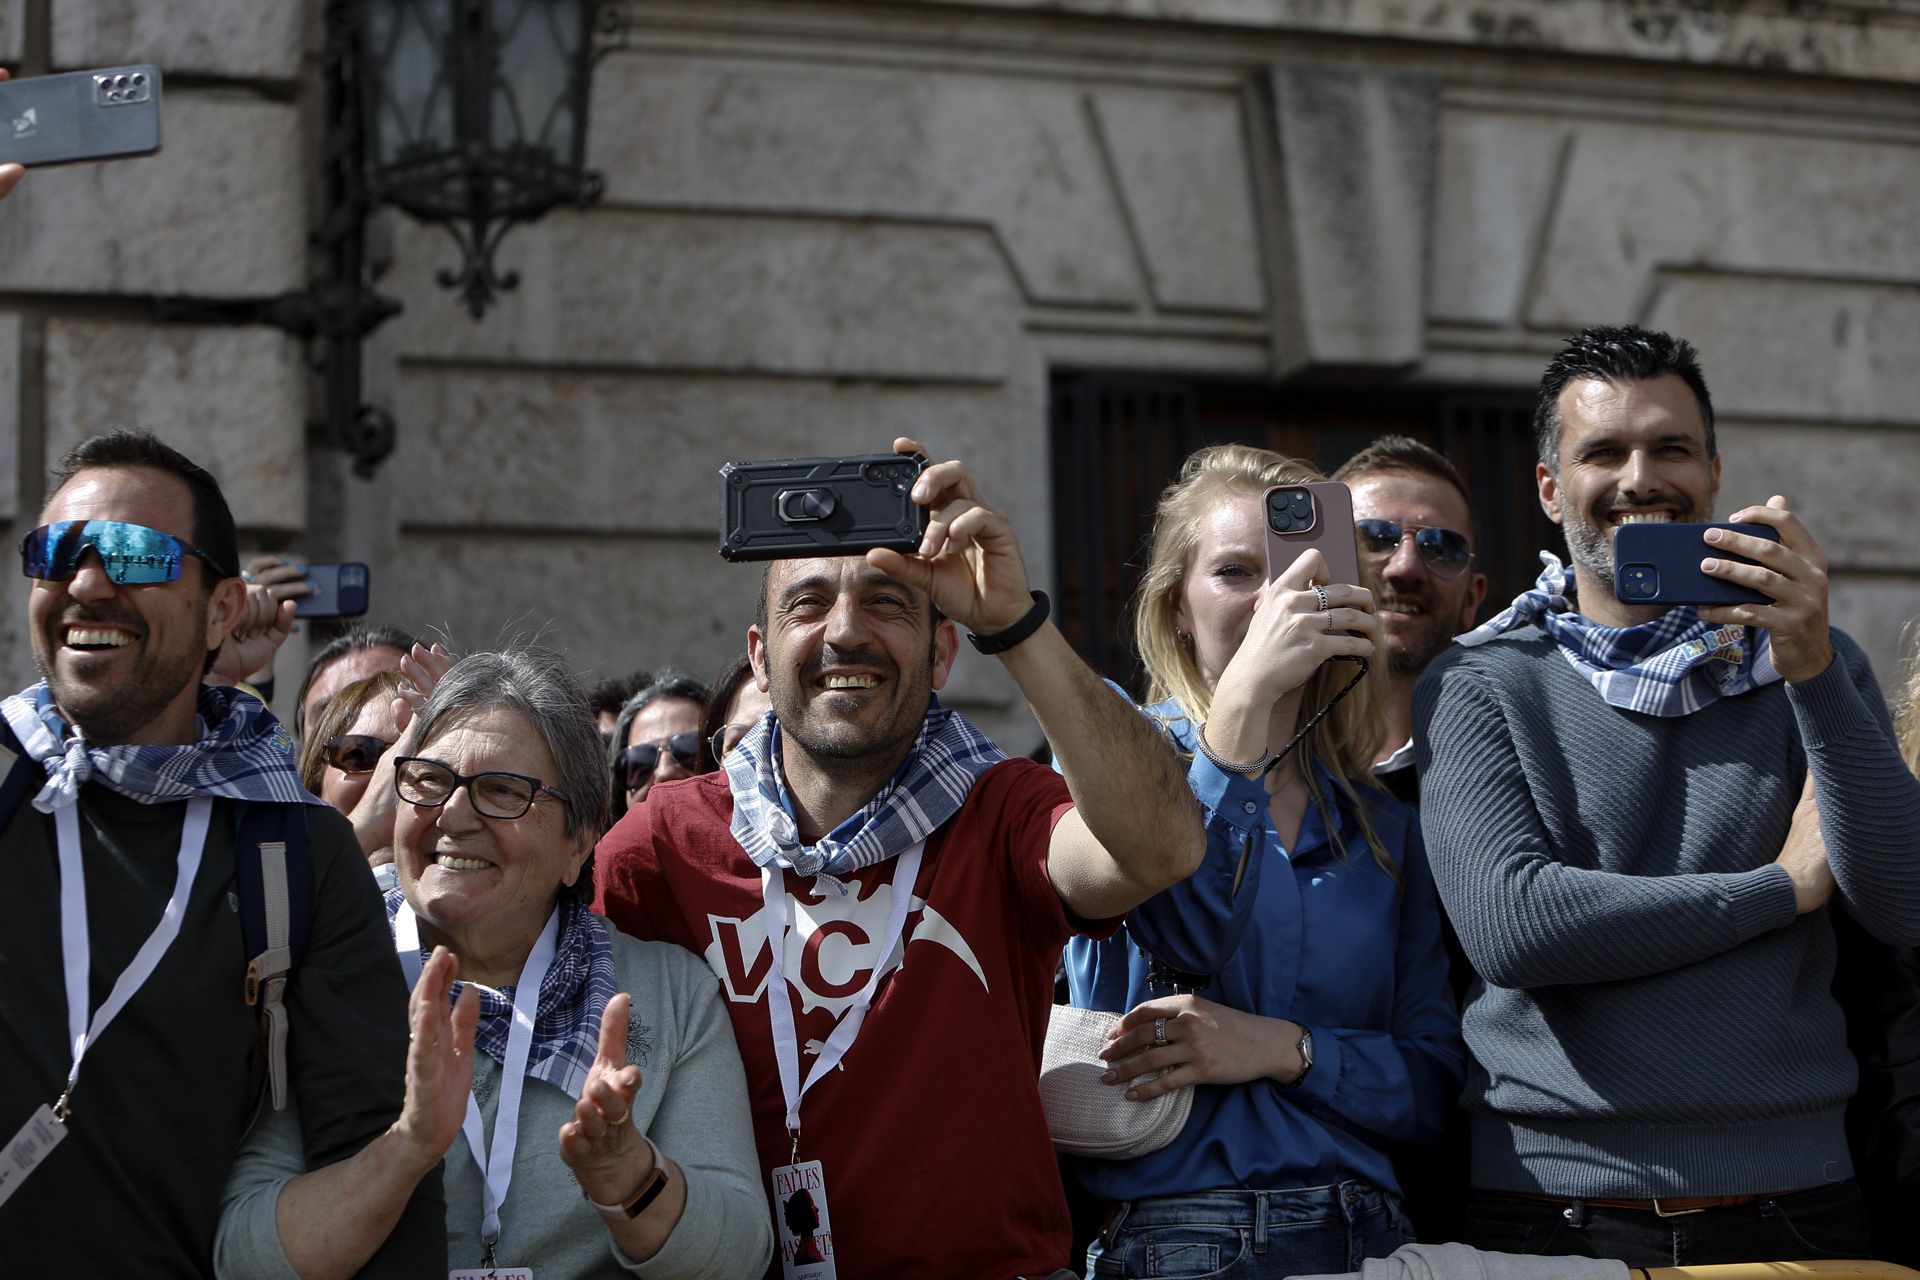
[772,645,932,774]
[1560,501,1617,599]
[36,608,208,745]
[1386,618,1457,681]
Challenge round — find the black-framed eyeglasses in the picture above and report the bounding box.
[709,722,756,764]
[618,731,700,790]
[20,519,228,585]
[1355,518,1473,578]
[322,734,393,775]
[393,756,570,821]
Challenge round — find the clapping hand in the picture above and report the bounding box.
[558,993,654,1206]
[391,946,480,1169]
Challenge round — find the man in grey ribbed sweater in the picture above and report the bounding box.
[1414,325,1920,1268]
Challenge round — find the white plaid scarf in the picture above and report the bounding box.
[0,680,323,811]
[386,889,618,1100]
[725,696,1007,879]
[1456,551,1781,716]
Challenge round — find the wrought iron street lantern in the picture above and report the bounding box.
[356,0,616,318]
[153,0,618,475]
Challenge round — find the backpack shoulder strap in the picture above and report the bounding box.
[234,800,314,1111]
[0,720,35,831]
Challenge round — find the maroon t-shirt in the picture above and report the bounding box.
[596,760,1080,1279]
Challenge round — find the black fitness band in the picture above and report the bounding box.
[967,590,1050,655]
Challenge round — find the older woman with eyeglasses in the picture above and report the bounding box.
[216,648,771,1279]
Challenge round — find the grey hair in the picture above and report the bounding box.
[404,647,613,843]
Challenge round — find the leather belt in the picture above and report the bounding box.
[1492,1189,1780,1217]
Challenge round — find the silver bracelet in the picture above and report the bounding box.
[1192,724,1278,778]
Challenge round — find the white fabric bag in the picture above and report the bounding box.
[1040,1003,1194,1159]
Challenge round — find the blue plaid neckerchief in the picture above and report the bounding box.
[1455,551,1781,717]
[387,888,617,1100]
[724,695,1008,880]
[0,680,324,812]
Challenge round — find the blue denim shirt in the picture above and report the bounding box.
[1065,700,1464,1201]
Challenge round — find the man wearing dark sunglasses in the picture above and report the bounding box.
[0,431,441,1272]
[1334,437,1487,805]
[607,670,708,821]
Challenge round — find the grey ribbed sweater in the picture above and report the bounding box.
[1413,627,1920,1199]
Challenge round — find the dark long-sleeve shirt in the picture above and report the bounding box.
[0,788,444,1275]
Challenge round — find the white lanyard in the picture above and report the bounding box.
[395,900,559,1253]
[759,841,923,1154]
[53,796,213,1117]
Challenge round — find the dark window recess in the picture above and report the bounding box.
[1050,375,1560,693]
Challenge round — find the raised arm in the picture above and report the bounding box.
[867,439,1203,921]
[1415,659,1800,988]
[217,946,474,1279]
[1699,500,1920,943]
[1110,741,1269,973]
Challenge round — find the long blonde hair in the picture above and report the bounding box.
[1130,443,1396,881]
[1899,621,1920,778]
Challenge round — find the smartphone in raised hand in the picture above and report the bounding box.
[293,563,371,619]
[1265,480,1362,589]
[1614,521,1781,607]
[719,452,930,562]
[0,66,161,169]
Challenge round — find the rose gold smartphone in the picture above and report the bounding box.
[1264,480,1361,588]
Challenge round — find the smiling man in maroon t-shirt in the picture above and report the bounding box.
[598,439,1213,1278]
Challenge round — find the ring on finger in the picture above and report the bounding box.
[609,1110,630,1128]
[1153,1017,1169,1047]
[1312,584,1330,613]
[1325,610,1336,634]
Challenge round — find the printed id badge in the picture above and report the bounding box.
[771,1159,835,1280]
[0,1104,66,1209]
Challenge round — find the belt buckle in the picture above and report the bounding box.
[1652,1198,1706,1218]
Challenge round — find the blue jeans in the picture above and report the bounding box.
[1088,1182,1413,1279]
[1464,1181,1873,1268]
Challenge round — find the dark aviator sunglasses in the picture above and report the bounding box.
[1355,518,1472,578]
[619,731,701,790]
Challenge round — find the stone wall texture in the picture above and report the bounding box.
[2,0,1918,740]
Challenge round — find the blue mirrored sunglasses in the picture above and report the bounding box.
[1355,517,1473,577]
[20,519,225,585]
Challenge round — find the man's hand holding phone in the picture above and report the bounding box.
[865,436,1034,637]
[1698,495,1835,683]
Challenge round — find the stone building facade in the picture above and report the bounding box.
[3,0,1917,744]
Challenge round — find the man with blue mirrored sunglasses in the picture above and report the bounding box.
[21,517,227,587]
[0,431,444,1273]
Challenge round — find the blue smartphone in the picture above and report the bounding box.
[1614,522,1780,606]
[293,563,371,618]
